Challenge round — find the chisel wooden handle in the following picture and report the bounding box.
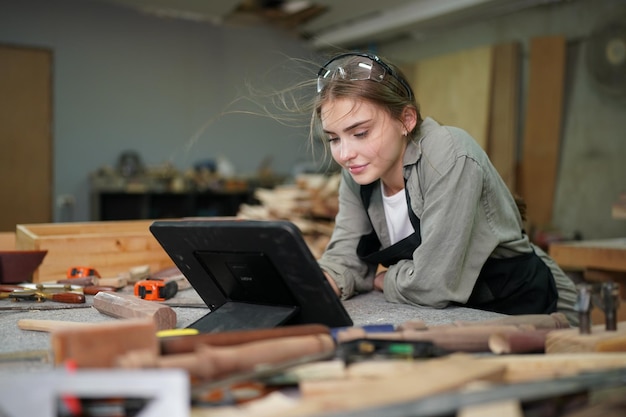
[18,319,88,332]
[0,285,25,292]
[160,324,331,354]
[118,333,335,379]
[48,292,86,303]
[83,286,118,295]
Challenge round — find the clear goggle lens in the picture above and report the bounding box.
[317,55,386,93]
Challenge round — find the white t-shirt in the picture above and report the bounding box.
[381,183,415,245]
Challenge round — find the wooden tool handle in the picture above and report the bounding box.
[18,319,88,332]
[118,334,335,379]
[488,329,552,354]
[50,292,86,304]
[160,324,331,354]
[199,334,335,378]
[349,325,537,353]
[93,291,176,331]
[0,285,25,292]
[57,277,95,286]
[83,286,117,296]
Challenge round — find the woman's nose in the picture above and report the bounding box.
[337,140,356,162]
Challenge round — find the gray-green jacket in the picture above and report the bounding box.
[318,117,578,325]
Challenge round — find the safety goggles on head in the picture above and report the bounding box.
[316,52,413,100]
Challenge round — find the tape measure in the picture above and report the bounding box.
[134,279,178,301]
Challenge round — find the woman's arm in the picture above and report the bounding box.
[383,155,499,307]
[318,172,378,299]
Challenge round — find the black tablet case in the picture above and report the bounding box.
[149,219,353,332]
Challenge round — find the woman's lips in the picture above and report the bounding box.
[348,164,367,175]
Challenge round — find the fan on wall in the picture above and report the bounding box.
[585,7,626,98]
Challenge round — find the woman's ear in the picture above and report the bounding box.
[402,106,418,133]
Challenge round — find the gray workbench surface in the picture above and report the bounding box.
[0,286,504,372]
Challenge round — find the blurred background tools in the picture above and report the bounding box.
[0,283,85,304]
[134,279,178,301]
[546,281,626,353]
[575,281,621,334]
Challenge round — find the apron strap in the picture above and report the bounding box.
[356,181,422,267]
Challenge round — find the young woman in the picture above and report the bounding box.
[313,52,578,324]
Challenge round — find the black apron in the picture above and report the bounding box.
[355,181,558,316]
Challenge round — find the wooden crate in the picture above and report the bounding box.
[15,220,175,283]
[0,232,15,250]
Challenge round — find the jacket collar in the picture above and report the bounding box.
[403,117,439,167]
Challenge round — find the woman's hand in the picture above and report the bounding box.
[374,270,386,292]
[323,271,341,297]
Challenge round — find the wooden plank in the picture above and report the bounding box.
[481,353,626,382]
[546,322,626,353]
[488,43,521,193]
[0,44,53,232]
[411,45,493,149]
[549,238,626,272]
[0,232,15,250]
[518,36,567,228]
[296,356,505,416]
[458,399,523,417]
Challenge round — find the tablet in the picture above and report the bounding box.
[149,219,353,332]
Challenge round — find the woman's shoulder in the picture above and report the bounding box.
[419,117,488,164]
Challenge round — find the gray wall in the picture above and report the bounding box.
[0,0,318,223]
[379,0,626,240]
[1,0,625,240]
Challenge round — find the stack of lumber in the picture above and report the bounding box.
[238,174,340,259]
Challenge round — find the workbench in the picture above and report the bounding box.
[3,286,626,417]
[0,287,505,371]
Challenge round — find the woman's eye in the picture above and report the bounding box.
[354,130,368,138]
[327,137,339,144]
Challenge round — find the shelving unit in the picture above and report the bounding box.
[91,189,254,221]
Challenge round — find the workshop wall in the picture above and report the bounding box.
[0,0,318,223]
[378,0,626,240]
[1,0,624,241]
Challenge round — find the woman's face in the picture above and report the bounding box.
[321,97,407,188]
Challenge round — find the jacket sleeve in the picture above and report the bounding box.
[318,171,377,299]
[383,155,500,307]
